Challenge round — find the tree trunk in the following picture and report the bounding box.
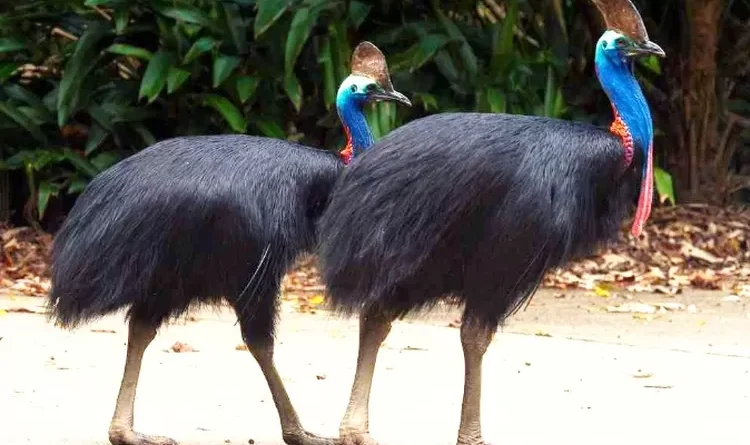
[678,0,722,202]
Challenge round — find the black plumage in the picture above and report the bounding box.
[320,113,641,328]
[48,135,344,445]
[50,135,341,335]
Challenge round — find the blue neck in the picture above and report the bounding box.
[594,47,653,174]
[336,97,374,156]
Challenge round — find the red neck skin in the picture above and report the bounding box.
[339,125,353,165]
[609,105,652,237]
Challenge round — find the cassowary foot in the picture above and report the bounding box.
[108,428,178,445]
[456,434,490,445]
[339,432,380,445]
[282,430,337,445]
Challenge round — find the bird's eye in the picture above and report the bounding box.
[365,84,378,93]
[615,38,626,47]
[350,85,357,93]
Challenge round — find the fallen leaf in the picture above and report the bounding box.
[308,294,325,305]
[6,306,46,314]
[535,330,552,337]
[235,344,248,351]
[633,371,653,379]
[593,285,612,298]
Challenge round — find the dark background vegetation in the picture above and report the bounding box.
[0,0,748,232]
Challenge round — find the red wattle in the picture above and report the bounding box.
[340,126,353,165]
[630,144,653,237]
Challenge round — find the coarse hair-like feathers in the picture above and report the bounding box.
[48,135,342,338]
[318,113,642,329]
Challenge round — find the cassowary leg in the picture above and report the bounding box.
[456,319,495,445]
[108,317,177,445]
[238,316,335,445]
[338,308,393,445]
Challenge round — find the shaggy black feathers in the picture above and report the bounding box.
[319,113,641,328]
[49,135,342,339]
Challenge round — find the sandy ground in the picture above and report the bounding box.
[1,289,749,445]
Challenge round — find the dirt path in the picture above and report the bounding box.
[1,289,749,445]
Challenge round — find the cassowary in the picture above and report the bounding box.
[46,42,409,445]
[317,1,665,444]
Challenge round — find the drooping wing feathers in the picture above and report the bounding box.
[590,0,649,43]
[319,113,641,328]
[350,41,394,91]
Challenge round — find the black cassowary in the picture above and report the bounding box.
[47,42,410,445]
[318,2,665,445]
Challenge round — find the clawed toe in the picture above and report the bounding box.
[283,430,338,445]
[339,433,380,445]
[109,429,178,445]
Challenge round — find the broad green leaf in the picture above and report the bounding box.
[543,65,556,117]
[348,1,371,29]
[222,2,247,54]
[285,5,322,78]
[203,94,246,133]
[107,43,152,60]
[57,21,110,127]
[90,152,121,172]
[318,36,336,109]
[638,55,662,75]
[486,88,506,113]
[329,22,350,83]
[0,62,21,83]
[236,76,259,103]
[62,148,100,178]
[284,74,302,112]
[167,67,190,93]
[183,36,216,64]
[551,0,567,41]
[159,7,212,27]
[4,83,47,109]
[67,176,88,194]
[0,38,26,54]
[138,50,171,103]
[254,120,285,139]
[431,0,477,78]
[85,123,108,155]
[38,181,57,220]
[255,0,291,38]
[654,167,675,206]
[114,8,130,34]
[0,102,46,142]
[492,0,518,73]
[213,54,240,88]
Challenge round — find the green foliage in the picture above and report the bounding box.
[3,0,713,223]
[0,0,578,223]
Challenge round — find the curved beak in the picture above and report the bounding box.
[370,89,412,107]
[626,39,666,58]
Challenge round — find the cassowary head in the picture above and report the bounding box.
[336,42,411,108]
[592,0,665,63]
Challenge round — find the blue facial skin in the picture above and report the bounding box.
[594,29,655,174]
[336,75,380,156]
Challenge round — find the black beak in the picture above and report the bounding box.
[626,40,666,58]
[370,90,412,107]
